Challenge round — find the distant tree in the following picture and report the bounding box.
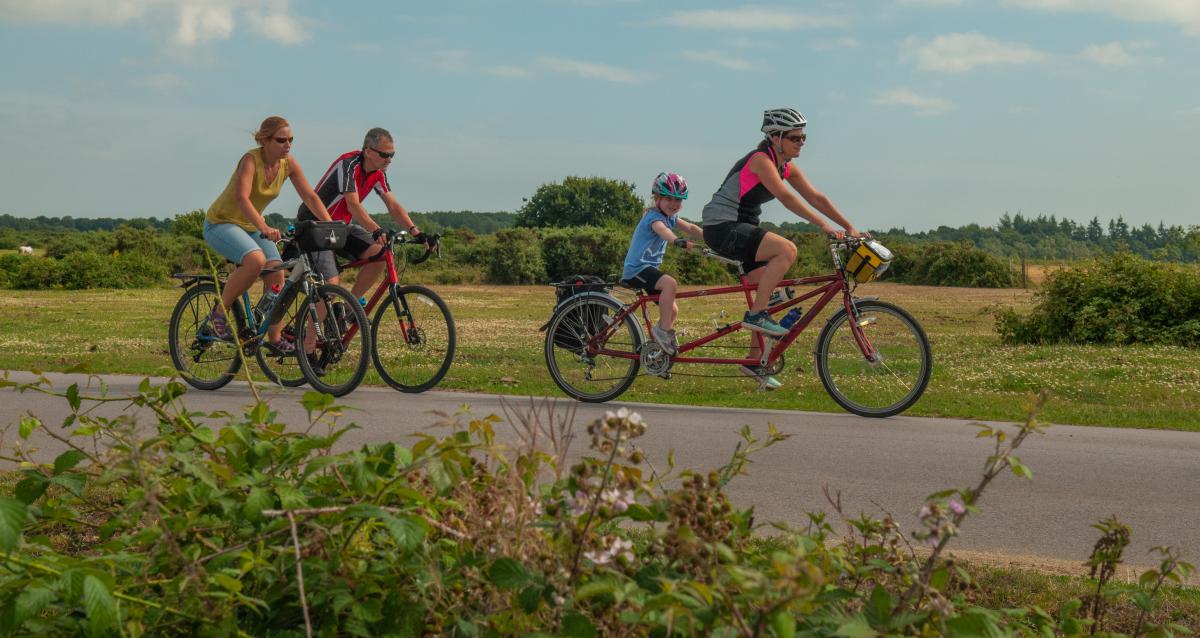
[171,210,206,240]
[515,176,643,228]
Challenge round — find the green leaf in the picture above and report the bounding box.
[835,618,877,638]
[49,473,86,497]
[865,585,893,628]
[575,579,618,601]
[191,427,217,445]
[243,487,275,520]
[12,587,55,629]
[1133,591,1154,612]
[83,574,117,635]
[771,610,796,638]
[930,566,950,591]
[66,384,81,412]
[561,611,597,638]
[379,514,426,552]
[213,572,243,593]
[518,585,542,613]
[275,485,307,509]
[14,475,49,505]
[0,497,28,552]
[624,503,657,522]
[301,391,334,414]
[18,416,40,439]
[487,557,534,590]
[53,450,89,475]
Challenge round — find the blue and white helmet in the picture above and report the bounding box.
[761,107,807,134]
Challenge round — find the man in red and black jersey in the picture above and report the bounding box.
[297,127,424,300]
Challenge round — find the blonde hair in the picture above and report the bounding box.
[253,116,290,146]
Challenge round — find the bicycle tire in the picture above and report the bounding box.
[296,284,371,397]
[255,290,307,388]
[544,294,642,403]
[167,282,244,391]
[814,300,932,418]
[370,285,456,393]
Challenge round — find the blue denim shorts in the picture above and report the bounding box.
[203,220,281,265]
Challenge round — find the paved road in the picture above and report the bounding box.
[2,371,1197,572]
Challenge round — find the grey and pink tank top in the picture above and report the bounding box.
[701,146,790,227]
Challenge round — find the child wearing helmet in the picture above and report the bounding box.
[620,172,704,355]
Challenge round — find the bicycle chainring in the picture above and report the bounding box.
[640,342,673,378]
[764,353,786,375]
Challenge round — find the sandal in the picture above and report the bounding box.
[204,308,233,340]
[269,337,297,356]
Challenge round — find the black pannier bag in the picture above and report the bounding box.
[543,275,612,352]
[295,220,350,252]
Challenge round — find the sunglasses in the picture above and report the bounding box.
[371,148,396,159]
[783,133,807,144]
[273,136,294,144]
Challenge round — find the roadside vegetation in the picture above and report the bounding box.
[0,378,1193,635]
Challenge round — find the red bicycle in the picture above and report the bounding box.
[542,237,932,417]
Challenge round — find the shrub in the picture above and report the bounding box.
[12,256,64,289]
[515,176,644,229]
[0,254,21,288]
[997,252,1200,346]
[541,226,627,280]
[888,241,1016,287]
[486,228,546,284]
[171,209,206,240]
[1,380,1189,636]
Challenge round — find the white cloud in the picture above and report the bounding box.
[536,57,650,83]
[1004,0,1200,36]
[1078,41,1161,67]
[874,88,955,116]
[0,0,310,46]
[682,50,753,70]
[664,6,849,30]
[903,33,1046,72]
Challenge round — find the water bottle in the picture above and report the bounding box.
[258,284,282,324]
[778,308,803,330]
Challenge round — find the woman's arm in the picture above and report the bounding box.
[288,157,333,222]
[747,154,841,235]
[786,167,859,236]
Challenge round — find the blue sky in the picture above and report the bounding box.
[1,0,1198,231]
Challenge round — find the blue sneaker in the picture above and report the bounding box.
[742,311,787,337]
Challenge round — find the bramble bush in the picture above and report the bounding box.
[996,252,1200,347]
[887,241,1017,288]
[0,375,1193,636]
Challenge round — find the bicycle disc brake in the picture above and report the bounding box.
[640,342,673,379]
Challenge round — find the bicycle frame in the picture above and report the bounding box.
[340,232,435,345]
[590,245,879,369]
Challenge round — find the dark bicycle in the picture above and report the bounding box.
[167,221,372,396]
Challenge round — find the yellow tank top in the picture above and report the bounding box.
[205,148,291,231]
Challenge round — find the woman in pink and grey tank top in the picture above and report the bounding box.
[701,108,861,387]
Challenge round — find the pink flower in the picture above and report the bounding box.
[948,499,966,515]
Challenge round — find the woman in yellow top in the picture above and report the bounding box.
[203,116,332,351]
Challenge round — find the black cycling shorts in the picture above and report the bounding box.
[622,266,664,295]
[703,222,768,273]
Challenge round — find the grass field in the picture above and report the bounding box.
[1,283,1198,430]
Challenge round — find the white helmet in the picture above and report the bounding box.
[761,107,807,134]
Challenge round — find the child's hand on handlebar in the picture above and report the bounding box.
[672,237,694,250]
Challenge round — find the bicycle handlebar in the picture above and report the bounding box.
[380,228,441,265]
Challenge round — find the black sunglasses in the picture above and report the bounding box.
[273,136,294,144]
[371,147,395,159]
[783,133,807,144]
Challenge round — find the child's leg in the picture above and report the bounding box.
[655,275,678,330]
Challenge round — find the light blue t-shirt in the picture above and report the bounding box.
[621,208,677,281]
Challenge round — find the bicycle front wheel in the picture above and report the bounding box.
[296,284,371,397]
[814,300,932,418]
[371,285,456,393]
[255,289,306,388]
[544,295,641,403]
[167,282,244,391]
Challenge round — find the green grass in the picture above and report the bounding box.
[1,283,1198,429]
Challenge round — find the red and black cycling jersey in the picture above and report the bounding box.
[297,151,390,223]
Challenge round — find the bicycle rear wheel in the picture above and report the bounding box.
[814,300,932,418]
[371,285,456,393]
[544,294,642,403]
[168,282,244,390]
[296,284,371,397]
[255,290,306,388]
